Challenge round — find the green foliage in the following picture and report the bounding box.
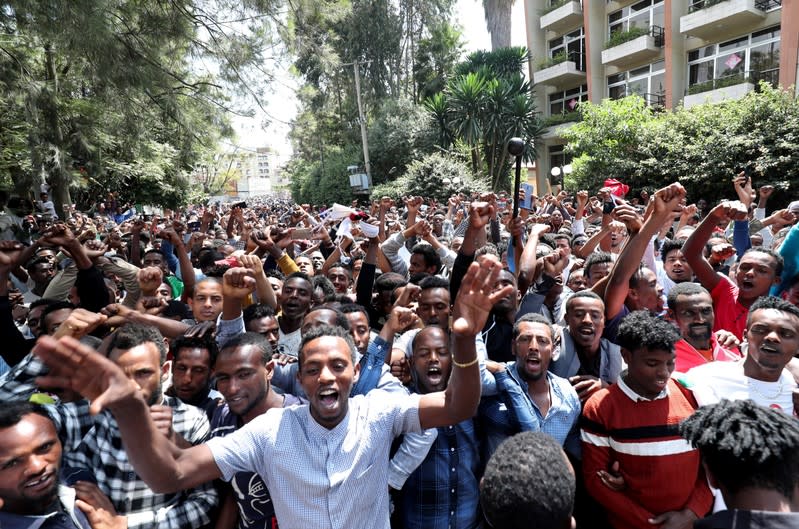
[562,85,799,207]
[367,98,438,185]
[425,46,542,191]
[414,22,464,101]
[370,152,487,201]
[288,144,359,206]
[605,26,649,49]
[687,72,747,95]
[536,51,568,70]
[285,0,460,202]
[455,46,528,80]
[541,111,582,127]
[0,0,280,210]
[540,0,570,15]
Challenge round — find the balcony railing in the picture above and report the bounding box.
[538,50,586,72]
[610,91,666,109]
[605,25,665,50]
[751,67,779,88]
[643,92,666,108]
[687,68,778,95]
[689,0,780,12]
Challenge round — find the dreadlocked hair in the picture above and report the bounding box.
[679,399,799,498]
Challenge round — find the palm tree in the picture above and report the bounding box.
[482,0,515,50]
[447,72,488,173]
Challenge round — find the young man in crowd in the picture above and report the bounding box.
[210,333,302,529]
[167,333,222,419]
[581,311,712,529]
[666,282,741,373]
[681,399,799,528]
[481,313,581,457]
[684,200,783,339]
[685,296,799,414]
[0,401,123,529]
[399,326,481,529]
[550,291,622,403]
[1,321,218,528]
[480,432,576,529]
[31,259,512,529]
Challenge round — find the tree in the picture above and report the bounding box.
[563,85,799,206]
[370,152,488,202]
[482,0,515,50]
[284,0,461,203]
[0,0,280,210]
[414,21,463,101]
[425,46,542,191]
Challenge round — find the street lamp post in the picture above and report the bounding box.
[550,163,572,193]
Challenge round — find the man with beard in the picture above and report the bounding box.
[399,326,481,529]
[667,282,741,373]
[684,200,783,340]
[0,400,123,528]
[276,273,313,357]
[481,313,580,457]
[686,296,799,415]
[0,322,218,528]
[210,333,302,529]
[30,259,511,529]
[550,291,622,404]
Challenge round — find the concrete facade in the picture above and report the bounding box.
[525,0,795,187]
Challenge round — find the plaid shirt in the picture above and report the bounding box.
[0,354,218,529]
[399,417,480,529]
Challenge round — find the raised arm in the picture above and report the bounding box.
[683,200,748,292]
[603,194,681,319]
[34,336,221,493]
[418,260,513,429]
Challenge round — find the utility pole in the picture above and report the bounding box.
[343,60,372,188]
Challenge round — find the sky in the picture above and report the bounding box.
[230,0,528,164]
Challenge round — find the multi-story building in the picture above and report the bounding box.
[524,0,797,191]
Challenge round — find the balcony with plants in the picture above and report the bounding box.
[680,0,777,40]
[540,0,584,33]
[683,68,778,107]
[601,25,664,67]
[533,51,586,87]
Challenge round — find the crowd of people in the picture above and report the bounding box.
[0,176,798,529]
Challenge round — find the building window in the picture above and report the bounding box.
[549,84,588,115]
[608,0,664,37]
[608,60,665,106]
[547,145,571,185]
[548,27,585,70]
[687,26,780,91]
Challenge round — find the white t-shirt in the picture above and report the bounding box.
[685,359,795,415]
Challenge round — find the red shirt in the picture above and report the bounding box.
[674,335,742,374]
[710,277,748,340]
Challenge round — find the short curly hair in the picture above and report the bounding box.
[616,310,679,353]
[680,399,799,499]
[481,432,575,529]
